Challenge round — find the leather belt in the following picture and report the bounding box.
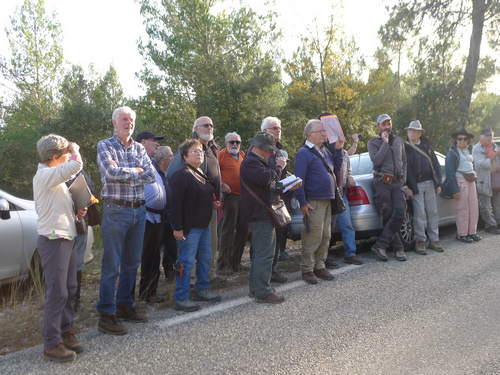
[373,171,402,181]
[105,198,145,208]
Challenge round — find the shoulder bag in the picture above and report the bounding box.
[240,179,291,229]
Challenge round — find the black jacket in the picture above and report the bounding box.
[405,136,442,195]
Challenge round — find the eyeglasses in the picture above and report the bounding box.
[457,137,469,141]
[310,129,327,134]
[228,140,241,145]
[198,123,214,129]
[268,126,281,131]
[147,138,159,144]
[191,149,204,154]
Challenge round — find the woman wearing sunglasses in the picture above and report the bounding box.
[444,128,481,243]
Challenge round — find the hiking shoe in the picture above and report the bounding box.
[395,250,407,261]
[192,289,221,302]
[116,303,147,322]
[456,236,473,243]
[486,226,500,234]
[469,234,482,242]
[43,343,76,363]
[61,330,84,353]
[302,271,318,284]
[173,300,201,312]
[98,312,128,335]
[415,240,427,255]
[270,272,287,283]
[325,258,340,269]
[256,291,285,304]
[314,268,335,280]
[429,241,444,252]
[371,246,389,261]
[248,291,256,298]
[344,256,363,265]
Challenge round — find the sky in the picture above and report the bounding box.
[0,0,498,98]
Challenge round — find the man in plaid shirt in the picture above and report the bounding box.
[96,106,155,335]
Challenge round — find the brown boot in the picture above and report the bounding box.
[116,303,147,322]
[62,329,84,353]
[43,343,76,363]
[98,312,128,335]
[74,271,82,312]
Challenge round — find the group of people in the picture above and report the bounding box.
[33,106,499,363]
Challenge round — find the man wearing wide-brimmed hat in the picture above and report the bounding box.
[240,131,288,304]
[472,128,500,234]
[404,120,444,254]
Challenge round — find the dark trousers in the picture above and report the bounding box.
[162,221,177,279]
[372,177,406,251]
[272,224,288,270]
[37,236,77,351]
[138,220,163,299]
[217,193,248,271]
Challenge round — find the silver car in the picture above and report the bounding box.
[289,152,457,250]
[0,189,94,285]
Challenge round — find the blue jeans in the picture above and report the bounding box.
[75,228,88,272]
[336,191,357,258]
[175,226,211,301]
[248,220,275,298]
[97,204,146,314]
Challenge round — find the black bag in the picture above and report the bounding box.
[87,203,101,226]
[331,186,346,215]
[269,199,292,229]
[75,217,86,235]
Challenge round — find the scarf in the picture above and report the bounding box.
[480,139,494,158]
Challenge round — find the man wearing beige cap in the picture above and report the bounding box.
[404,120,445,254]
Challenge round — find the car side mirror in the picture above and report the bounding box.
[0,198,11,220]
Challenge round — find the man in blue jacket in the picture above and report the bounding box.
[294,119,342,284]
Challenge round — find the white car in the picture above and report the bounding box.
[0,189,94,286]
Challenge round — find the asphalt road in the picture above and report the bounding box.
[2,226,500,375]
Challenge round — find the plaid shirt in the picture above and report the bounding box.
[97,134,156,201]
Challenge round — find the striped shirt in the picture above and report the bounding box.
[97,134,156,201]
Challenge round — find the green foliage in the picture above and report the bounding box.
[136,0,285,150]
[0,0,65,127]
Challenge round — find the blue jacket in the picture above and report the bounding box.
[294,144,342,207]
[444,144,473,195]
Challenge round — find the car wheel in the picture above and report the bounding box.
[398,205,415,251]
[28,249,45,288]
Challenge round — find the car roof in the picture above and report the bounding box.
[0,189,35,210]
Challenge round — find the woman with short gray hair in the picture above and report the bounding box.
[33,134,87,363]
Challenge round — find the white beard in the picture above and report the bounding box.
[229,147,240,155]
[199,133,214,142]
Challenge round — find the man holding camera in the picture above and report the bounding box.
[368,114,409,261]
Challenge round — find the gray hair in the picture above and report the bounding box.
[304,119,323,139]
[192,117,212,132]
[224,132,241,143]
[112,106,136,122]
[154,146,172,161]
[261,116,281,131]
[36,134,69,163]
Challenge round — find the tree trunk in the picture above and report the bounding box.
[458,0,486,127]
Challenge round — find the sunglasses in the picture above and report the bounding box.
[228,140,241,145]
[457,137,469,141]
[198,123,214,129]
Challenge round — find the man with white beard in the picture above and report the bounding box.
[217,132,248,274]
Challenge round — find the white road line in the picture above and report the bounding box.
[155,265,357,329]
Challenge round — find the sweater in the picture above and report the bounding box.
[218,148,245,195]
[33,160,82,237]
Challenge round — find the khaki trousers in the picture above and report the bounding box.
[300,200,331,273]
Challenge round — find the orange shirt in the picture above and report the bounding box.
[217,148,245,195]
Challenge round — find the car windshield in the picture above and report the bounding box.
[350,153,373,175]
